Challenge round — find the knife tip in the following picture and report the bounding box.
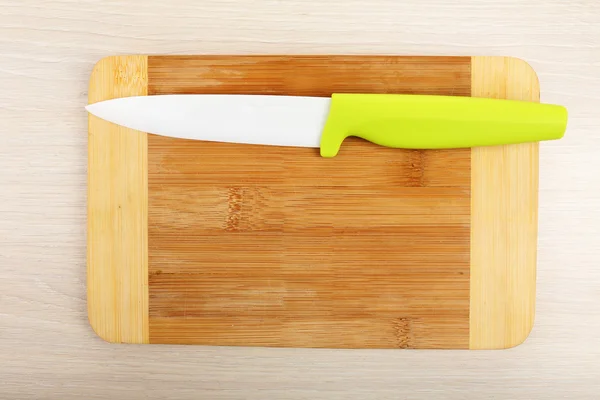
[85,102,99,115]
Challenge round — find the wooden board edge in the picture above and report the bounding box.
[87,55,149,344]
[470,56,540,349]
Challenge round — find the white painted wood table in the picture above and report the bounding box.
[1,0,599,398]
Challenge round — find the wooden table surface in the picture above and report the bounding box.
[1,1,599,398]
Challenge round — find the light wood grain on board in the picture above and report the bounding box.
[87,55,149,344]
[469,56,539,349]
[146,56,472,349]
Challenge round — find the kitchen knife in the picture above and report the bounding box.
[86,93,568,157]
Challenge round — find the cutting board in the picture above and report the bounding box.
[87,55,539,349]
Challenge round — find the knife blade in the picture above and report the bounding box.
[86,93,567,157]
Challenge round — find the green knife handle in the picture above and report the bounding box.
[319,93,568,157]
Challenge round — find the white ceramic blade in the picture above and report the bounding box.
[86,94,332,148]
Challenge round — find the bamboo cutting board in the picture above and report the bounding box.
[87,55,539,349]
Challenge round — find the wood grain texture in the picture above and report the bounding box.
[87,55,149,343]
[148,55,471,97]
[2,1,600,398]
[147,56,471,348]
[469,56,539,349]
